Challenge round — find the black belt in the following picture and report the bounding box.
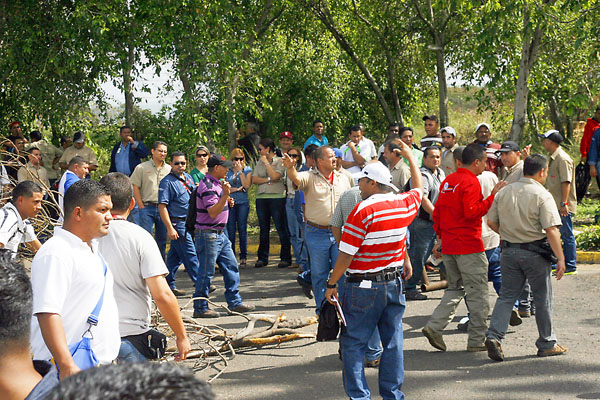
[170,216,186,221]
[346,268,399,283]
[144,202,159,207]
[501,239,546,250]
[196,228,224,234]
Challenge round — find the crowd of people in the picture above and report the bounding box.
[0,108,592,399]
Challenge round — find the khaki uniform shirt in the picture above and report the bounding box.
[440,144,458,176]
[253,156,286,197]
[479,171,500,250]
[17,162,50,189]
[500,160,524,184]
[27,140,62,180]
[59,145,98,166]
[488,177,562,243]
[390,159,411,191]
[130,160,171,204]
[545,146,577,214]
[295,169,353,226]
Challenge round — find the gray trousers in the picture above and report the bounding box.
[486,247,557,350]
[426,252,489,347]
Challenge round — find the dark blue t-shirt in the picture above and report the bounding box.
[158,172,195,219]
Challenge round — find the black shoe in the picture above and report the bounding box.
[193,310,223,318]
[485,338,504,361]
[255,260,267,268]
[278,260,291,269]
[209,285,217,293]
[457,320,469,332]
[171,288,186,297]
[231,303,255,313]
[296,276,313,299]
[509,308,523,326]
[405,291,428,300]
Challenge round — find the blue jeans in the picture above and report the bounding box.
[304,224,344,313]
[138,205,167,260]
[166,220,199,289]
[486,247,502,295]
[286,197,301,264]
[406,217,436,292]
[227,202,250,260]
[340,279,406,400]
[255,197,291,264]
[559,213,577,271]
[193,230,243,313]
[487,247,557,350]
[117,339,147,363]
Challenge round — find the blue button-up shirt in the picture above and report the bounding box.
[115,143,132,175]
[158,172,195,219]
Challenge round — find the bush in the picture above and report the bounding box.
[576,225,600,251]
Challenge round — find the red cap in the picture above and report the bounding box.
[280,131,293,140]
[9,121,20,128]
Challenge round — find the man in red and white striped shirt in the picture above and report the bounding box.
[325,140,423,400]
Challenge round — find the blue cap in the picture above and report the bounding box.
[333,148,343,158]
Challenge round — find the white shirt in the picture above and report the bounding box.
[0,165,9,185]
[98,219,168,337]
[30,228,120,364]
[479,171,500,250]
[340,137,377,174]
[0,202,36,252]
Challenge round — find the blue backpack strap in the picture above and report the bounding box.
[86,257,107,327]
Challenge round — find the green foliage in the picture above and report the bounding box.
[576,225,600,251]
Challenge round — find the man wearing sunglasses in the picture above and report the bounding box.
[158,152,199,297]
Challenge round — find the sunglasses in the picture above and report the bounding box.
[288,154,299,158]
[173,161,186,166]
[234,157,244,161]
[196,153,208,158]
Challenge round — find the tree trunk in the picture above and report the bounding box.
[548,95,564,134]
[434,38,449,127]
[385,50,404,126]
[226,83,238,153]
[509,7,547,143]
[123,40,135,127]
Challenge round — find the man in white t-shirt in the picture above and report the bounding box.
[98,172,190,362]
[30,180,120,379]
[340,125,377,175]
[0,181,43,254]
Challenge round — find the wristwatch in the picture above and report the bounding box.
[326,281,336,289]
[560,202,568,207]
[267,176,272,184]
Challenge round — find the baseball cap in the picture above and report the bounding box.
[475,123,490,133]
[497,141,520,153]
[353,162,399,192]
[333,148,343,158]
[280,131,293,140]
[440,126,456,137]
[9,121,20,128]
[422,115,439,123]
[207,154,233,168]
[73,131,85,143]
[538,129,564,144]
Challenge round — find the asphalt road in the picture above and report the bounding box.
[172,262,600,400]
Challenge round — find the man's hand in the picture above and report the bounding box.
[126,136,134,144]
[394,139,413,161]
[348,141,356,150]
[491,180,508,195]
[174,336,191,361]
[58,362,81,380]
[221,180,231,197]
[555,259,566,280]
[590,165,597,178]
[521,144,532,159]
[167,227,179,241]
[402,262,413,280]
[325,287,338,304]
[559,205,569,217]
[228,197,235,208]
[432,241,442,258]
[282,153,295,169]
[260,155,269,165]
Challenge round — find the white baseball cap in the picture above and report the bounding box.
[440,126,457,137]
[475,123,491,133]
[353,162,399,192]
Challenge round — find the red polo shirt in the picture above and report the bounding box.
[433,168,495,255]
